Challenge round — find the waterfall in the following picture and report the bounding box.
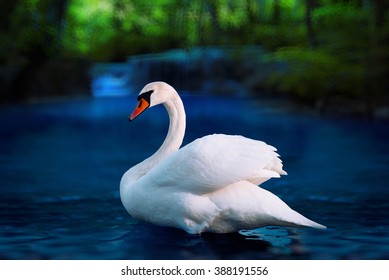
[90,46,266,97]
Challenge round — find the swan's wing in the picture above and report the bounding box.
[145,134,287,194]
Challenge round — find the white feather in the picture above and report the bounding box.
[145,134,286,193]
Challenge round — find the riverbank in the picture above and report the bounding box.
[2,46,387,121]
[90,47,388,121]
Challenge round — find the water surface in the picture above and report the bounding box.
[0,95,388,259]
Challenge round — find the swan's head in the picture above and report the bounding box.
[129,81,177,121]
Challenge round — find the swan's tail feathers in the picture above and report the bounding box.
[298,217,326,229]
[283,210,327,230]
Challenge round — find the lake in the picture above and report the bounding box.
[0,94,388,259]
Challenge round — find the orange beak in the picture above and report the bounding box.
[129,98,150,121]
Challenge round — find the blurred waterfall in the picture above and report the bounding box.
[90,46,267,97]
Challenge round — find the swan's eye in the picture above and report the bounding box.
[137,90,154,102]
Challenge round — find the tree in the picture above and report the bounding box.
[7,0,69,102]
[305,0,317,48]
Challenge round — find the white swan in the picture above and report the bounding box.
[120,81,326,234]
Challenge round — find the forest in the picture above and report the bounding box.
[0,0,388,118]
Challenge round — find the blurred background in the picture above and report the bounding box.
[0,0,388,117]
[1,0,389,260]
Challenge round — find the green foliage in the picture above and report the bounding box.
[262,0,388,114]
[1,0,387,111]
[8,0,58,56]
[313,2,371,56]
[4,0,387,61]
[268,48,340,101]
[267,47,366,103]
[62,0,115,59]
[253,24,307,50]
[59,0,313,59]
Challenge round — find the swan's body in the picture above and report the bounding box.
[120,82,325,234]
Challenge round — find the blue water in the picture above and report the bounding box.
[0,94,388,260]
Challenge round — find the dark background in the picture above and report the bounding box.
[0,0,388,118]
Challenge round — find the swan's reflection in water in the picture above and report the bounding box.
[240,227,301,256]
[117,221,309,259]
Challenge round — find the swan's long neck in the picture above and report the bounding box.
[153,95,186,163]
[121,93,186,188]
